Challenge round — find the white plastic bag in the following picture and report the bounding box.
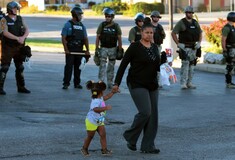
[79,57,86,70]
[160,63,177,86]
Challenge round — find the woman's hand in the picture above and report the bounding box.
[112,85,120,93]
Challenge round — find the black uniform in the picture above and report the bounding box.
[61,20,87,89]
[0,15,30,94]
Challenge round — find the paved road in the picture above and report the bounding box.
[0,52,235,160]
[24,11,229,46]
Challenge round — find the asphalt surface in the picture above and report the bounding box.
[0,51,235,160]
[0,11,235,160]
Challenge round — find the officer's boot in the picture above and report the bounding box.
[0,72,6,95]
[225,74,235,88]
[16,71,31,93]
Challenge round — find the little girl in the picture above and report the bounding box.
[81,80,116,156]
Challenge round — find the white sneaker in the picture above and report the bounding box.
[187,83,196,89]
[226,83,235,89]
[181,84,188,89]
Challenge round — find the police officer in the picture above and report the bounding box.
[0,6,5,62]
[95,8,122,89]
[61,6,90,89]
[150,11,165,53]
[222,12,235,89]
[128,12,145,43]
[171,6,202,89]
[0,1,30,95]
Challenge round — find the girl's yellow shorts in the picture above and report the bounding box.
[85,118,104,131]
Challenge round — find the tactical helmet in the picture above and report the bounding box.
[150,11,162,18]
[134,13,145,25]
[184,6,194,13]
[227,12,235,22]
[7,1,21,14]
[103,7,115,17]
[134,12,145,21]
[71,6,83,15]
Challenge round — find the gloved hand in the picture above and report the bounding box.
[194,42,201,49]
[177,43,185,50]
[116,47,124,60]
[94,48,101,66]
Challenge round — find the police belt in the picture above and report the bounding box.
[180,42,196,48]
[184,43,195,49]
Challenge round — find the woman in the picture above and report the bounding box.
[112,23,161,153]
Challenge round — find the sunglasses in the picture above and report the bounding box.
[186,12,194,14]
[137,20,144,22]
[152,16,161,18]
[105,15,112,18]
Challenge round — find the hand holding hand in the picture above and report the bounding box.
[112,85,120,93]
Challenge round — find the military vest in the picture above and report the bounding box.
[3,15,24,46]
[225,23,235,46]
[179,18,200,44]
[153,24,165,45]
[66,20,85,52]
[133,26,141,42]
[99,22,118,48]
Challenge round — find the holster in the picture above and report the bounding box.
[177,49,187,60]
[225,47,232,63]
[190,58,198,66]
[196,47,201,57]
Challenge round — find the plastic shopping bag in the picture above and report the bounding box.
[160,63,177,86]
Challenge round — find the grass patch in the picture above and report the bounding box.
[26,38,96,51]
[26,38,63,48]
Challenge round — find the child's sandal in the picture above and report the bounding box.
[101,148,112,155]
[81,147,90,156]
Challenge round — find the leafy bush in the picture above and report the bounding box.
[202,18,227,50]
[92,1,128,15]
[45,5,58,11]
[21,5,39,14]
[149,3,165,14]
[58,5,70,12]
[91,1,164,16]
[197,3,207,12]
[132,2,164,15]
[88,1,96,8]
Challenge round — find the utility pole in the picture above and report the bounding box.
[169,0,173,30]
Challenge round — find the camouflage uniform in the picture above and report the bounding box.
[96,8,122,88]
[172,7,202,89]
[98,47,117,87]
